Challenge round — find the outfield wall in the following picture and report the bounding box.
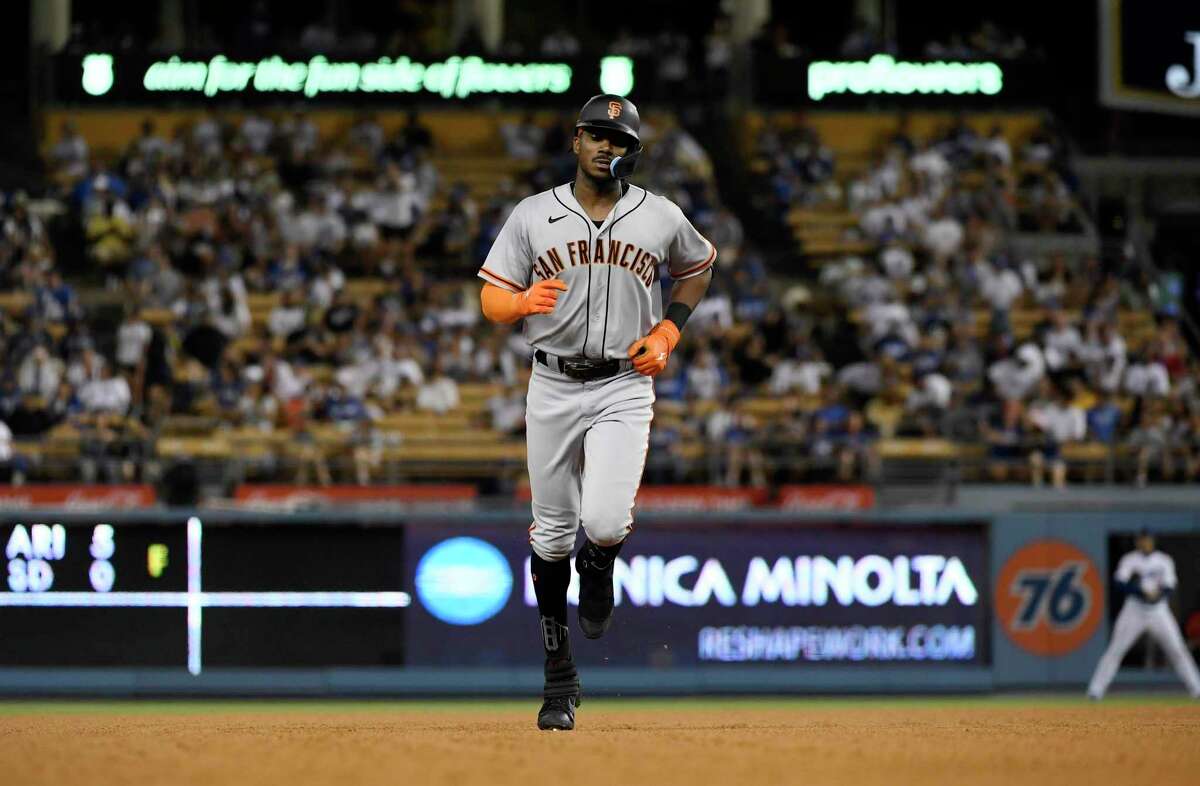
[0,507,1197,696]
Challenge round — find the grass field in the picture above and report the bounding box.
[1,696,1196,785]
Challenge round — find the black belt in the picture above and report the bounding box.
[534,349,631,381]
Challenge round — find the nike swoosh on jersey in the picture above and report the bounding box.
[548,214,567,223]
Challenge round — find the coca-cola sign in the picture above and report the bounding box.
[0,485,155,510]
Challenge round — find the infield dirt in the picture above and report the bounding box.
[1,698,1197,786]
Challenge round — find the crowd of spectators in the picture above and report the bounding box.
[4,103,1196,491]
[754,113,1200,488]
[5,106,764,488]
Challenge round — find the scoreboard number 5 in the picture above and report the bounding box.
[89,524,115,593]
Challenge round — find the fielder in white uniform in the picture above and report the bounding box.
[1086,529,1200,699]
[478,94,713,730]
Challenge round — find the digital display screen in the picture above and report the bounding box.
[0,522,187,666]
[1102,1,1200,114]
[0,518,408,670]
[404,524,990,668]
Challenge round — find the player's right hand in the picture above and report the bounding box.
[517,279,568,316]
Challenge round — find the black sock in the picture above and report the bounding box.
[577,538,625,573]
[531,552,572,661]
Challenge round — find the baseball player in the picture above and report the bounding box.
[1086,528,1200,699]
[478,94,714,730]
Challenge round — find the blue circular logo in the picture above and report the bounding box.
[415,537,513,625]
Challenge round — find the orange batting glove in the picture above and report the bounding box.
[481,280,568,324]
[627,319,681,377]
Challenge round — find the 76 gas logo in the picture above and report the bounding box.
[995,542,1103,656]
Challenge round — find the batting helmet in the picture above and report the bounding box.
[575,94,642,179]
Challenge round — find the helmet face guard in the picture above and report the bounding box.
[608,146,642,179]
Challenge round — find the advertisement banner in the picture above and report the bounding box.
[777,485,874,511]
[405,523,989,668]
[233,484,476,511]
[60,52,636,105]
[515,485,769,510]
[518,484,874,510]
[0,485,155,510]
[994,540,1104,658]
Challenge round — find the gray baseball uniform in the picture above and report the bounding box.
[479,182,715,560]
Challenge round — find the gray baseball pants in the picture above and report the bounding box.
[525,362,654,562]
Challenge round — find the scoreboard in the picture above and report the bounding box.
[0,518,409,672]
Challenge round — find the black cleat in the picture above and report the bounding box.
[576,542,618,639]
[537,694,578,731]
[577,608,611,639]
[537,618,582,731]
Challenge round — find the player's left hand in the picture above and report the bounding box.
[627,320,681,377]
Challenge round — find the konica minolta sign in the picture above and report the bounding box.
[405,524,989,667]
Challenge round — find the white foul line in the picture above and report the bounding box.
[0,517,410,675]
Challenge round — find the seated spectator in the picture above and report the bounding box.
[1027,383,1086,488]
[115,306,152,373]
[0,418,27,485]
[1124,346,1170,398]
[50,121,90,183]
[211,361,244,418]
[1087,392,1122,444]
[350,417,383,487]
[770,345,830,396]
[487,383,526,437]
[705,392,767,489]
[35,271,82,324]
[416,358,459,415]
[84,178,134,270]
[980,398,1026,481]
[1183,413,1200,483]
[269,289,308,341]
[837,412,877,481]
[283,391,330,488]
[905,371,953,436]
[373,340,425,401]
[1082,321,1127,393]
[501,113,546,161]
[421,183,479,266]
[988,342,1045,402]
[1128,405,1180,488]
[810,386,851,466]
[16,345,64,401]
[78,363,132,418]
[686,348,726,402]
[371,162,422,271]
[865,385,906,439]
[324,382,370,426]
[1042,308,1084,373]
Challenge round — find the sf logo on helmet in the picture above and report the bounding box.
[607,101,622,119]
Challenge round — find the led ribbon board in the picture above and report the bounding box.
[807,54,1003,101]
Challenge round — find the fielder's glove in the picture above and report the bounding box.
[627,319,681,377]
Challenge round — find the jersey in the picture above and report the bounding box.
[1114,549,1177,601]
[478,182,715,360]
